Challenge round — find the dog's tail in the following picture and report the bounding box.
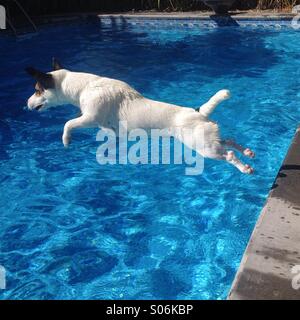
[197,89,231,117]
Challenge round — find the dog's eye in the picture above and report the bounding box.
[35,89,41,96]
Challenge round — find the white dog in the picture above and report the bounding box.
[26,58,254,174]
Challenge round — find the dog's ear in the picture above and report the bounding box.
[25,67,55,90]
[52,57,63,71]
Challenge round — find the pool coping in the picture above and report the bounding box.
[228,126,300,300]
[95,12,299,29]
[97,11,296,20]
[30,11,298,26]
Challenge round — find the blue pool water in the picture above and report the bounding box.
[0,18,300,300]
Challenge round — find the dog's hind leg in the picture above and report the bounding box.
[197,89,230,117]
[222,150,254,174]
[221,139,255,158]
[62,114,96,147]
[201,142,253,174]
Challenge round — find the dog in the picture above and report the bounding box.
[26,58,255,174]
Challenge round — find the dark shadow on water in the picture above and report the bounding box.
[210,14,240,27]
[96,16,280,81]
[271,164,300,190]
[280,164,300,171]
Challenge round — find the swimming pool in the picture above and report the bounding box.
[0,17,299,300]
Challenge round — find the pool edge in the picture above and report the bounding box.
[228,125,300,300]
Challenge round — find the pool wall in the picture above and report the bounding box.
[229,126,300,300]
[97,13,295,29]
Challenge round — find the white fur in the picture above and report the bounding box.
[27,69,255,174]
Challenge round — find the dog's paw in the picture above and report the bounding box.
[243,164,254,174]
[243,148,255,158]
[217,89,231,101]
[226,150,235,161]
[62,134,71,148]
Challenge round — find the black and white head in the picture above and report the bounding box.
[26,58,64,111]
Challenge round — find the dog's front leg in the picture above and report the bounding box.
[62,114,95,147]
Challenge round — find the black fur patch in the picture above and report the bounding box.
[25,67,55,90]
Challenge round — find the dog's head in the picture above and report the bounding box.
[26,58,64,112]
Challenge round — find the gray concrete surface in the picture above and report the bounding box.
[228,127,300,300]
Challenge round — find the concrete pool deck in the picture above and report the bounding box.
[228,126,300,300]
